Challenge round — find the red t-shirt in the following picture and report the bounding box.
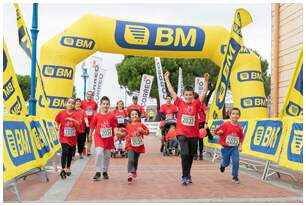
[125,122,149,153]
[81,100,98,123]
[215,121,244,147]
[90,112,118,149]
[160,103,177,120]
[198,102,207,123]
[112,109,128,125]
[75,109,87,133]
[55,110,79,146]
[127,104,145,116]
[174,97,201,138]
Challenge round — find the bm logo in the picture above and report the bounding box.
[60,36,95,50]
[115,20,205,51]
[288,123,303,163]
[42,65,73,79]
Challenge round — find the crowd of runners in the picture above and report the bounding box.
[55,72,244,185]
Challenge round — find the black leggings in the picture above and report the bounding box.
[196,138,204,155]
[127,150,140,173]
[177,136,197,178]
[61,143,74,169]
[77,133,86,154]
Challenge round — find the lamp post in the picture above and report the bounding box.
[81,62,89,100]
[29,3,39,116]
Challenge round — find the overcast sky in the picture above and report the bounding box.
[3,3,272,106]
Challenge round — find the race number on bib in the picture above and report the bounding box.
[86,109,93,116]
[181,114,195,126]
[165,114,173,120]
[117,116,125,124]
[225,135,240,146]
[131,136,144,147]
[100,128,112,138]
[64,127,76,137]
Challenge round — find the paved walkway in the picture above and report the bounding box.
[3,134,303,203]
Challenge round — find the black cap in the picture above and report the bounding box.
[132,96,138,100]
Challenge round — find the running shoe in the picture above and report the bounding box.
[93,172,101,180]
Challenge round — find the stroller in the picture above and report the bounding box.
[161,119,180,156]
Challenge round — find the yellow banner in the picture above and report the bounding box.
[3,40,28,116]
[278,117,303,171]
[3,114,60,183]
[280,49,303,117]
[209,9,253,120]
[35,11,268,119]
[13,3,52,120]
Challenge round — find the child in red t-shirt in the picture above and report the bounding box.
[215,107,244,184]
[55,98,80,179]
[75,98,89,159]
[117,109,149,183]
[89,96,118,180]
[164,71,208,185]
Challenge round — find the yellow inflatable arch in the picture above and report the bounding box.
[38,14,268,119]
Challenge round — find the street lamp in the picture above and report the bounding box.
[29,3,39,116]
[81,62,89,100]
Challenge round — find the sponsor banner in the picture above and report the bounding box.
[279,117,303,171]
[138,74,154,107]
[3,40,28,116]
[154,57,167,104]
[14,3,52,119]
[204,118,284,162]
[280,49,303,117]
[177,67,184,98]
[3,114,60,182]
[194,77,206,95]
[87,56,107,102]
[209,9,253,120]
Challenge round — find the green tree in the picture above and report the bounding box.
[16,74,30,101]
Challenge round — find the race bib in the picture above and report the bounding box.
[86,109,93,116]
[225,135,240,146]
[131,136,144,147]
[64,127,76,137]
[165,114,173,120]
[117,116,125,124]
[181,114,195,126]
[100,128,112,138]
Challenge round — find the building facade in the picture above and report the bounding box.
[271,3,303,117]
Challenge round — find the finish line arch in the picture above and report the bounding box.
[37,14,268,119]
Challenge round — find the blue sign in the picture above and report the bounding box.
[60,36,95,50]
[42,65,73,80]
[287,123,303,163]
[241,96,267,108]
[3,77,15,101]
[208,120,224,144]
[3,121,36,166]
[237,70,263,82]
[250,120,283,155]
[29,121,51,158]
[115,20,205,51]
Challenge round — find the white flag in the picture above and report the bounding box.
[138,74,154,107]
[194,77,206,95]
[87,56,107,102]
[154,57,167,105]
[177,67,184,98]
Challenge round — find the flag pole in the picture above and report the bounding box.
[29,3,39,115]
